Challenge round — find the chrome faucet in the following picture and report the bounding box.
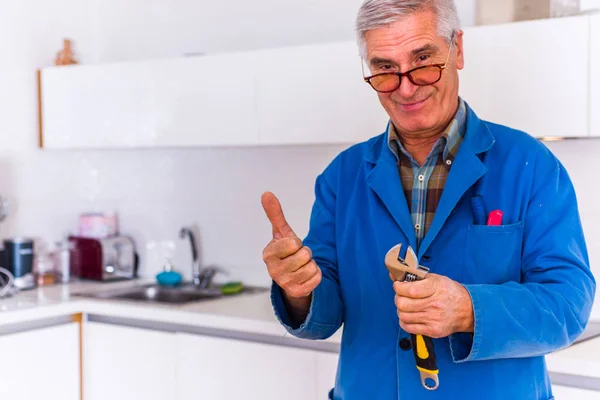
[179,227,202,286]
[179,226,220,289]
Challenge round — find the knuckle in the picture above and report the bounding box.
[301,246,313,263]
[312,262,321,276]
[262,244,274,262]
[283,238,296,254]
[285,286,299,297]
[397,297,406,311]
[431,300,443,311]
[312,266,323,286]
[297,285,311,298]
[266,260,281,277]
[297,247,310,264]
[290,237,303,251]
[429,326,443,339]
[278,274,294,289]
[410,286,421,298]
[290,286,307,298]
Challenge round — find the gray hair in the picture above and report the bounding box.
[356,0,461,59]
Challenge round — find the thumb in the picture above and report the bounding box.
[261,192,297,239]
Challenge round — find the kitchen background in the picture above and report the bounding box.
[1,0,599,316]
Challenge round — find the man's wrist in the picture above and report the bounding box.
[457,285,475,333]
[282,290,312,326]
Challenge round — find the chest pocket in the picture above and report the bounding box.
[463,222,524,284]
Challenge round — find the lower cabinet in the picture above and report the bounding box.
[176,333,320,400]
[552,385,600,399]
[84,322,338,400]
[0,322,80,400]
[83,322,177,400]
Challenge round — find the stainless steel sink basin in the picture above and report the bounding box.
[75,282,267,305]
[108,286,222,303]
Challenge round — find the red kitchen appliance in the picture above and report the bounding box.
[69,235,138,281]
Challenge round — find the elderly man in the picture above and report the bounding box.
[261,0,596,398]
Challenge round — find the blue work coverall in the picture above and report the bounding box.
[271,103,596,399]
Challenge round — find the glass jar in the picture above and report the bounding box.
[33,240,57,286]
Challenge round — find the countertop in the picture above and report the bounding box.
[0,279,599,385]
[0,279,343,344]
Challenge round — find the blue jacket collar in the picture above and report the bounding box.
[365,101,496,257]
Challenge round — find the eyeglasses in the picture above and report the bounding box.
[362,37,455,93]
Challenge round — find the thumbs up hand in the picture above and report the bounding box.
[261,192,322,300]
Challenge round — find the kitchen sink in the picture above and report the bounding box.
[75,282,267,305]
[104,285,223,304]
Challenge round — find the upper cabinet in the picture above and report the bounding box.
[459,14,590,138]
[38,13,599,149]
[591,12,600,137]
[254,41,388,145]
[39,42,387,150]
[39,51,261,149]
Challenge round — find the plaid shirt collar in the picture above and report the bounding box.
[387,97,467,165]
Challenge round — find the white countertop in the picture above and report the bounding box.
[0,279,598,381]
[0,279,343,344]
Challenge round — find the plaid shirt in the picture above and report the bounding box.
[387,98,467,249]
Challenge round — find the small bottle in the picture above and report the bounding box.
[34,241,56,286]
[54,240,72,284]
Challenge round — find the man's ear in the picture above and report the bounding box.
[454,30,465,70]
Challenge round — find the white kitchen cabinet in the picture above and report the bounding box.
[552,385,600,399]
[459,15,590,138]
[38,13,597,148]
[39,51,260,149]
[175,333,318,400]
[316,352,338,399]
[39,40,388,150]
[591,12,600,137]
[83,322,176,400]
[0,323,80,400]
[254,41,389,145]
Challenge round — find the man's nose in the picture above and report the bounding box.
[396,75,419,99]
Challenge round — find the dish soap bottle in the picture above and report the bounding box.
[155,259,182,287]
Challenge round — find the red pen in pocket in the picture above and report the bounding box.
[487,210,503,226]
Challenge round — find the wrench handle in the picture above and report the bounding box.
[411,333,439,390]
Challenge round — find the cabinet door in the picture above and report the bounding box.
[0,323,80,400]
[459,15,590,138]
[84,322,176,400]
[175,333,317,400]
[255,41,389,146]
[591,13,600,137]
[552,385,600,399]
[316,352,338,399]
[40,52,260,149]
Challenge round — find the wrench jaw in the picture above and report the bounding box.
[384,244,429,281]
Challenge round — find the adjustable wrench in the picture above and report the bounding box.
[385,244,439,391]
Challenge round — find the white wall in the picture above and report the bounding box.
[0,0,598,318]
[582,0,600,11]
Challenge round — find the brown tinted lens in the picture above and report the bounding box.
[409,66,442,86]
[369,74,400,92]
